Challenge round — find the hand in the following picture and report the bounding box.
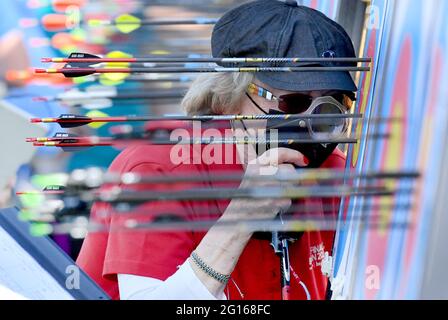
[224,148,308,221]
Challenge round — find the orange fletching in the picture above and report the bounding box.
[52,0,87,12]
[42,14,69,32]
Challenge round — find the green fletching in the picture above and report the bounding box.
[29,223,53,237]
[19,194,44,209]
[73,75,94,84]
[31,174,67,189]
[18,209,38,222]
[60,45,79,56]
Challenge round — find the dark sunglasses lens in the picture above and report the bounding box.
[310,102,346,138]
[278,94,313,114]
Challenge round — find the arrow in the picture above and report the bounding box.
[16,170,420,195]
[63,51,197,85]
[29,213,412,237]
[33,86,186,108]
[41,13,218,33]
[30,113,364,128]
[35,65,371,78]
[86,74,194,85]
[30,137,360,150]
[20,188,413,220]
[18,182,406,204]
[42,52,372,64]
[29,133,392,152]
[81,184,407,204]
[34,86,186,101]
[16,185,66,196]
[5,68,73,86]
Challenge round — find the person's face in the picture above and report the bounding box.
[240,79,350,130]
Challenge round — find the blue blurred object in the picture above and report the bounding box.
[0,0,57,66]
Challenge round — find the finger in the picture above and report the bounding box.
[277,163,299,176]
[256,148,309,167]
[233,124,258,168]
[276,164,301,186]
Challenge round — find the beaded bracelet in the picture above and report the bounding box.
[190,251,231,284]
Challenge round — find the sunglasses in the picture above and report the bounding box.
[247,83,354,139]
[247,82,354,114]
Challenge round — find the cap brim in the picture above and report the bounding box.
[256,70,357,92]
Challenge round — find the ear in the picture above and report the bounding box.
[343,93,356,109]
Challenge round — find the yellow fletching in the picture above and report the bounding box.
[115,14,141,34]
[88,19,106,27]
[86,110,108,129]
[99,51,131,83]
[99,75,124,86]
[107,50,132,59]
[99,72,128,84]
[105,50,131,68]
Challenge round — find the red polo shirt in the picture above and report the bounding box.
[76,123,346,300]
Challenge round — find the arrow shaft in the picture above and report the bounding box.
[18,171,419,195]
[89,185,400,203]
[104,203,415,218]
[31,113,363,124]
[44,57,371,64]
[99,18,219,26]
[55,92,185,101]
[37,66,371,74]
[50,216,411,235]
[33,138,359,147]
[90,170,421,185]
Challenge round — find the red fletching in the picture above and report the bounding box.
[41,14,69,32]
[52,0,87,12]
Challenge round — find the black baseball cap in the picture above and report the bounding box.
[211,0,358,92]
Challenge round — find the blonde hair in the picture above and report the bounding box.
[182,73,254,115]
[182,72,355,114]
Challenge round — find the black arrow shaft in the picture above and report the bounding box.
[32,113,364,124]
[38,66,371,75]
[46,57,372,64]
[89,186,398,203]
